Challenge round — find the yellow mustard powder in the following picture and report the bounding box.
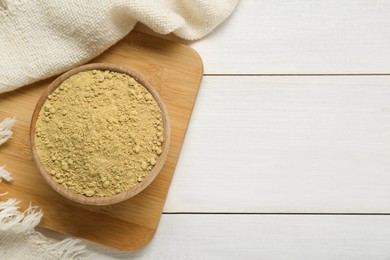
[35,70,164,197]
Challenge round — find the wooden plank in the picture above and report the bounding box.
[186,0,390,74]
[165,76,390,213]
[0,31,203,250]
[52,215,390,259]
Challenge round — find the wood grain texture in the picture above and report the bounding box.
[50,214,390,259]
[135,2,390,257]
[4,1,390,257]
[77,1,390,257]
[165,76,390,213]
[141,214,390,260]
[0,31,203,250]
[185,0,390,74]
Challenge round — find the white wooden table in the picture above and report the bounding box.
[41,1,390,258]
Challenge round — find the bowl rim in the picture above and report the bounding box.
[30,63,170,205]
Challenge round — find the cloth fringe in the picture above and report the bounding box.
[0,117,87,259]
[0,165,14,182]
[0,116,15,183]
[0,117,15,183]
[0,196,42,233]
[0,116,16,146]
[0,194,87,259]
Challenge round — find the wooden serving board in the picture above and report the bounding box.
[0,31,203,251]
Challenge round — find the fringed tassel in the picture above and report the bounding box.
[0,196,42,233]
[0,165,13,183]
[0,117,87,259]
[0,194,87,259]
[0,117,16,146]
[0,117,15,183]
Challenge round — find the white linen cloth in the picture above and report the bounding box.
[0,0,238,259]
[0,0,238,94]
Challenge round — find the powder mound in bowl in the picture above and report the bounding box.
[34,70,164,197]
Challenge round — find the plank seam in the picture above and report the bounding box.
[204,74,390,76]
[163,212,390,215]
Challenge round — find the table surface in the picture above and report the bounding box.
[40,1,390,259]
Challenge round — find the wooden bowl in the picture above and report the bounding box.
[30,63,170,205]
